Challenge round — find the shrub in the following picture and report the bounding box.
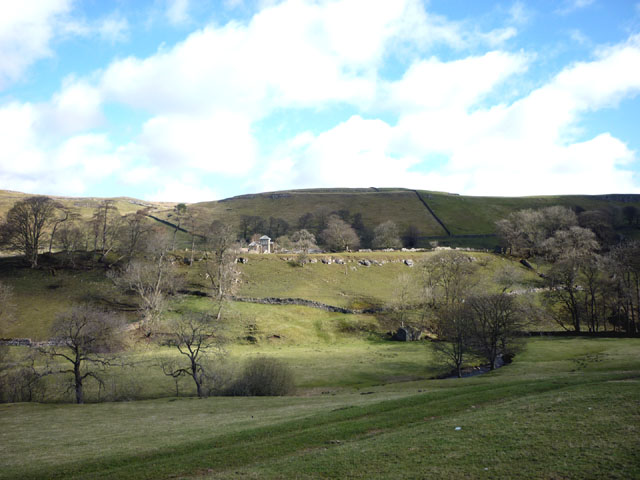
[231,357,295,396]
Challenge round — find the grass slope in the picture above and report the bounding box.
[1,337,638,479]
[0,251,543,340]
[3,188,639,249]
[421,191,640,235]
[0,189,172,221]
[174,189,447,237]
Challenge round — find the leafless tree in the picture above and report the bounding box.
[372,220,402,249]
[118,212,155,260]
[42,305,125,404]
[111,232,183,335]
[430,304,474,378]
[203,221,238,320]
[47,204,74,254]
[496,206,577,257]
[321,215,360,252]
[290,229,318,265]
[542,227,599,332]
[467,293,526,370]
[607,241,640,333]
[90,200,122,259]
[389,272,418,328]
[162,313,223,398]
[418,250,477,309]
[56,220,86,267]
[0,196,57,267]
[167,203,186,250]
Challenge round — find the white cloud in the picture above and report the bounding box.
[0,100,125,196]
[138,112,257,175]
[556,0,596,15]
[259,33,640,196]
[147,176,219,203]
[384,51,529,114]
[0,0,72,89]
[2,0,638,200]
[166,0,191,26]
[40,78,104,136]
[98,14,130,43]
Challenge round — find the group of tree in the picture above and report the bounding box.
[497,205,640,334]
[417,250,530,377]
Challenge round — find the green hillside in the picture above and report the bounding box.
[185,188,640,246]
[2,188,639,249]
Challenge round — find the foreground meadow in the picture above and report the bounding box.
[1,337,638,479]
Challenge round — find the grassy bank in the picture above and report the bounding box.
[1,337,638,479]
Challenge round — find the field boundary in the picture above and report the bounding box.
[231,296,384,314]
[413,190,451,236]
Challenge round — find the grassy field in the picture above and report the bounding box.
[0,251,545,340]
[1,337,638,479]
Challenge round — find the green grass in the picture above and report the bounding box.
[1,337,638,479]
[181,189,447,237]
[236,251,542,309]
[1,251,545,340]
[422,190,640,236]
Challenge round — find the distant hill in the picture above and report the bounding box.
[0,189,174,220]
[180,188,640,247]
[2,188,639,249]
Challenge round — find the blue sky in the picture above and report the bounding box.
[1,0,639,202]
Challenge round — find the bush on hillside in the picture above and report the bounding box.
[229,357,295,396]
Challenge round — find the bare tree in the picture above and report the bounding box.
[419,250,477,309]
[372,220,402,249]
[607,241,640,333]
[542,227,599,332]
[90,200,121,259]
[171,203,188,251]
[57,220,86,267]
[321,215,360,252]
[430,304,474,378]
[496,206,577,257]
[389,273,417,328]
[118,212,155,260]
[203,221,238,320]
[467,293,526,370]
[111,233,183,335]
[0,196,57,267]
[42,305,125,404]
[162,313,223,398]
[290,229,318,265]
[48,204,75,254]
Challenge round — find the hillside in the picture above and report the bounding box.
[176,188,640,247]
[2,188,639,249]
[0,189,174,221]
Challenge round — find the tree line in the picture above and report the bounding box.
[496,205,640,334]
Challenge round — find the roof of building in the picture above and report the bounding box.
[259,235,271,240]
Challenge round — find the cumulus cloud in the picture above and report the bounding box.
[260,32,640,196]
[0,100,124,196]
[97,14,130,43]
[0,0,72,89]
[166,0,191,26]
[2,0,639,200]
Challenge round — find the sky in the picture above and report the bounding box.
[1,0,639,203]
